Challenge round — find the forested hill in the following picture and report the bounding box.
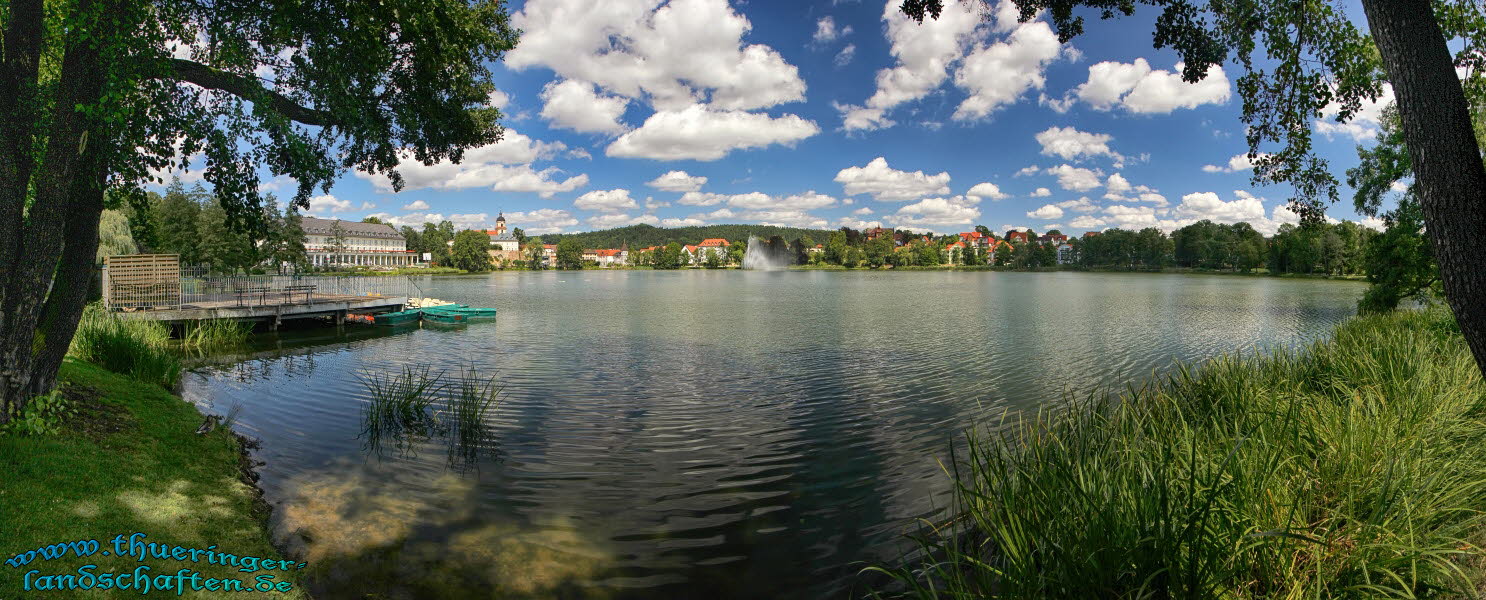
[540,224,837,248]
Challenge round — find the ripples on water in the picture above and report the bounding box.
[181,271,1364,599]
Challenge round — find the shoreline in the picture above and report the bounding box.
[354,265,1366,282]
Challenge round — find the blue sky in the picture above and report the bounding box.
[163,0,1396,236]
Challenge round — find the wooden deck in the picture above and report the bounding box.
[117,294,408,329]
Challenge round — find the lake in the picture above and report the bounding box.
[182,270,1365,599]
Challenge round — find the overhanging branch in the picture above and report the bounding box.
[166,58,337,128]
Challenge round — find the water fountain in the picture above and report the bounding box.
[741,235,790,270]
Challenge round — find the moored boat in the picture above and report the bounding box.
[440,306,497,318]
[373,309,422,326]
[420,309,468,324]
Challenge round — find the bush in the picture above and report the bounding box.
[67,304,180,388]
[872,308,1486,598]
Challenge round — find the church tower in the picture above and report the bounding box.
[493,212,507,237]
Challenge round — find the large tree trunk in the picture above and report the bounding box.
[0,0,46,409]
[27,158,108,398]
[1361,0,1486,375]
[0,0,107,423]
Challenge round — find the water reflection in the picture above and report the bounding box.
[181,271,1366,599]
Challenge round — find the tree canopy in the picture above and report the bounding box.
[0,0,521,418]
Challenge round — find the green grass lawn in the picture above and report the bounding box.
[0,360,304,598]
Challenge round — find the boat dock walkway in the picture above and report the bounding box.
[117,294,408,329]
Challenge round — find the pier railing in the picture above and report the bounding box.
[103,256,417,310]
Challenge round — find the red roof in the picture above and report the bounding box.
[698,238,730,247]
[683,245,698,252]
[947,241,966,249]
[1007,231,1029,242]
[595,249,623,257]
[1083,231,1100,238]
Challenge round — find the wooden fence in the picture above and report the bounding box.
[102,254,181,309]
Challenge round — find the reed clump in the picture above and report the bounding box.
[360,365,446,440]
[443,367,502,469]
[358,365,503,467]
[178,318,253,352]
[67,303,181,388]
[871,307,1486,599]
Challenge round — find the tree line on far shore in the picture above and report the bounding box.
[100,179,310,274]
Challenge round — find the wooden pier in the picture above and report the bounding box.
[100,254,424,330]
[116,294,408,330]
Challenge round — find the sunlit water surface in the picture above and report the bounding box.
[182,271,1365,599]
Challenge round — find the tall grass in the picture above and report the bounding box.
[870,308,1486,599]
[68,304,181,388]
[178,318,253,353]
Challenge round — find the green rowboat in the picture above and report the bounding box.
[420,309,468,324]
[374,309,422,326]
[440,306,497,318]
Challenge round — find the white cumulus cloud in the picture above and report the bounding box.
[646,170,708,193]
[835,156,952,201]
[606,105,819,161]
[539,79,631,134]
[505,208,579,235]
[967,182,1010,200]
[890,195,981,227]
[1067,58,1230,113]
[1027,204,1064,219]
[1202,152,1269,174]
[1036,126,1124,165]
[1045,164,1103,192]
[952,17,1063,121]
[507,0,806,112]
[574,189,640,213]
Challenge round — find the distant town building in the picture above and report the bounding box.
[1058,243,1076,264]
[594,248,626,267]
[696,238,731,259]
[958,231,991,248]
[483,213,522,264]
[946,240,967,264]
[1083,231,1101,239]
[302,217,416,268]
[865,226,892,241]
[1007,231,1030,244]
[1039,233,1069,244]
